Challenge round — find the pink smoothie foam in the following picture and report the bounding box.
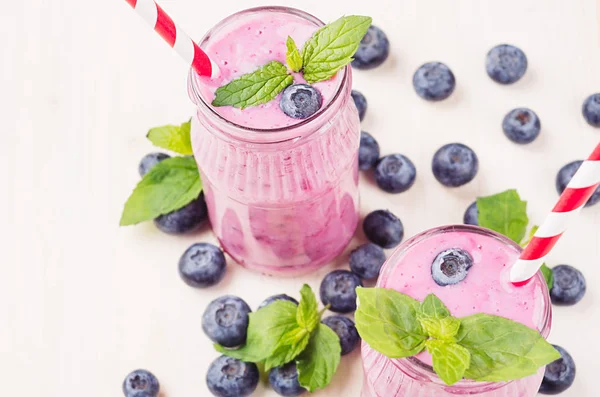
[189,8,360,276]
[361,226,550,397]
[197,12,341,129]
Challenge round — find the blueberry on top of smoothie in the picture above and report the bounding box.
[431,248,474,286]
[280,84,323,119]
[486,44,528,84]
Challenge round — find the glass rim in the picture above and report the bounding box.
[377,224,552,390]
[187,6,349,137]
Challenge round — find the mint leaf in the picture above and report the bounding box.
[426,340,471,385]
[417,294,460,341]
[264,326,311,371]
[297,284,319,333]
[540,264,554,291]
[146,120,193,155]
[286,36,303,72]
[212,61,293,109]
[215,300,298,362]
[296,323,341,392]
[120,156,202,226]
[456,313,561,382]
[302,16,372,84]
[477,189,529,243]
[355,287,427,358]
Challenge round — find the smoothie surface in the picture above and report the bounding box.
[196,11,342,129]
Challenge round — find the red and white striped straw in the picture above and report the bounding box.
[510,142,600,283]
[124,0,219,79]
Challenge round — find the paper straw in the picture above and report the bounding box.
[124,0,219,79]
[510,142,600,283]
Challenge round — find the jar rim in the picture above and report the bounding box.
[187,6,349,139]
[377,224,552,391]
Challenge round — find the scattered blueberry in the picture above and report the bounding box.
[320,270,363,313]
[358,131,380,171]
[202,295,251,347]
[556,160,600,207]
[363,209,404,249]
[431,248,474,286]
[122,369,159,397]
[582,93,600,127]
[374,154,417,193]
[349,243,386,280]
[178,243,226,288]
[206,355,259,397]
[351,25,390,70]
[154,193,208,234]
[351,90,368,121]
[485,44,528,84]
[138,152,170,177]
[258,294,299,310]
[412,62,456,101]
[322,315,360,355]
[539,345,576,395]
[502,108,541,144]
[268,362,307,396]
[432,143,479,187]
[280,84,322,119]
[463,201,479,226]
[550,265,586,306]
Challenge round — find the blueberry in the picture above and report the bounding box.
[582,93,600,127]
[280,84,322,119]
[154,193,208,234]
[556,160,600,207]
[550,265,586,306]
[374,154,417,193]
[202,295,251,347]
[351,25,390,70]
[432,143,479,187]
[539,345,576,395]
[322,315,360,355]
[502,108,541,144]
[206,355,259,397]
[359,131,380,171]
[412,62,456,101]
[122,369,159,397]
[258,294,299,310]
[138,152,170,177]
[320,270,363,313]
[268,362,306,396]
[349,243,386,280]
[431,249,473,286]
[351,90,368,121]
[363,209,404,249]
[463,201,479,226]
[178,243,226,288]
[486,44,528,84]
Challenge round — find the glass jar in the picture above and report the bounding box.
[361,225,553,397]
[187,7,361,276]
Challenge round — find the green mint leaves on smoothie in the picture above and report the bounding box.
[146,120,193,155]
[215,284,341,391]
[477,189,529,243]
[120,156,202,226]
[302,15,372,83]
[286,36,303,72]
[212,15,372,108]
[355,287,560,386]
[212,61,293,109]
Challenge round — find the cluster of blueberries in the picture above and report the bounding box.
[122,25,596,397]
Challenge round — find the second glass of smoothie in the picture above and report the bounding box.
[361,225,552,397]
[187,7,361,276]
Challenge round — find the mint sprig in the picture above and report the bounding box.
[212,15,372,108]
[216,284,341,392]
[355,288,560,385]
[120,156,202,226]
[146,120,193,155]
